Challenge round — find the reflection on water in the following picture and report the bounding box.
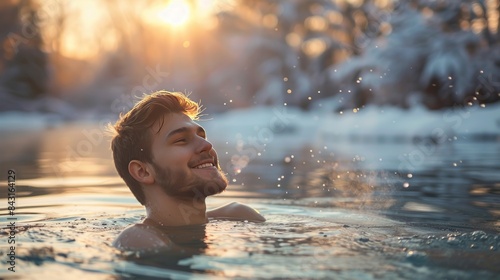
[1,122,500,278]
[1,122,115,180]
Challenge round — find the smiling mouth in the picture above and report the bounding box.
[193,163,215,169]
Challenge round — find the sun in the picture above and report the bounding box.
[157,0,191,27]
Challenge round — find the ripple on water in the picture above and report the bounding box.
[2,203,500,279]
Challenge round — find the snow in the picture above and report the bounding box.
[204,102,500,143]
[2,100,497,138]
[0,111,63,131]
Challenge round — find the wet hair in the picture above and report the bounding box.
[110,91,200,205]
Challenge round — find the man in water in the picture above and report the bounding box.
[110,91,265,250]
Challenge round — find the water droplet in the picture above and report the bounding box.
[471,230,486,238]
[447,237,459,245]
[406,250,427,266]
[403,182,410,188]
[407,173,413,178]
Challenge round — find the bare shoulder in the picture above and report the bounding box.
[112,224,173,250]
[207,202,266,222]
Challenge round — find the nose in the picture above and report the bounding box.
[196,136,213,154]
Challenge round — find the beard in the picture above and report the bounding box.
[151,161,228,200]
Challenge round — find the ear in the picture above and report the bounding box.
[128,160,155,185]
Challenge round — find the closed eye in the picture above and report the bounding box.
[166,125,206,144]
[198,126,207,139]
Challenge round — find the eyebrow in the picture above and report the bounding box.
[166,125,206,140]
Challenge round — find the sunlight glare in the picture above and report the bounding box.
[158,0,191,27]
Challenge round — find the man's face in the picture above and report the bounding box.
[149,113,228,199]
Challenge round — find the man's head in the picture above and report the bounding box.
[110,91,228,205]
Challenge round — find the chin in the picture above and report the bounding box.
[182,173,228,198]
[203,178,228,196]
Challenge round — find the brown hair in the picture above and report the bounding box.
[110,91,200,205]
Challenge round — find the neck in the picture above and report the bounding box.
[144,189,208,227]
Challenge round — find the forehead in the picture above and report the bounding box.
[151,112,200,138]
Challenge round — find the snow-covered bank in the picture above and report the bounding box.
[201,102,499,173]
[0,111,117,131]
[205,102,500,143]
[1,102,499,139]
[0,111,64,131]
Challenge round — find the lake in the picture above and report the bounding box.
[1,117,499,279]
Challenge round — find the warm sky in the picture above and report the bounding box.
[39,0,230,59]
[38,0,498,60]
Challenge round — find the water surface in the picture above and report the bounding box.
[1,121,499,279]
